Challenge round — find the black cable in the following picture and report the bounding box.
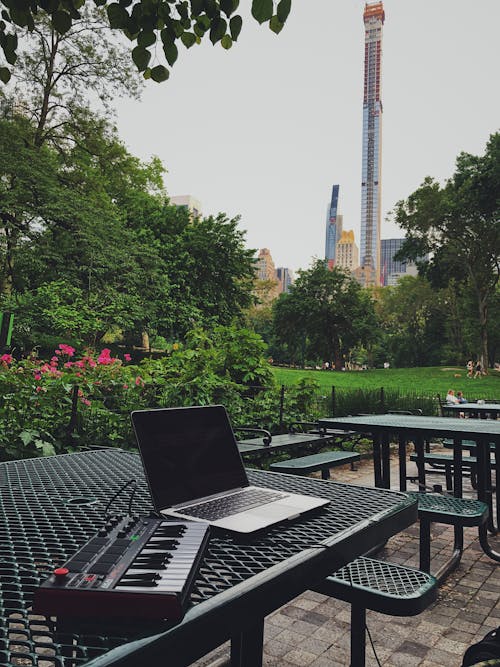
[102,478,137,522]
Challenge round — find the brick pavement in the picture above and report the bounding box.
[193,447,499,667]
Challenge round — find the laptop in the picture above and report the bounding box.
[131,405,329,534]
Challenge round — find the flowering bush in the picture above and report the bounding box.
[0,326,323,462]
[0,345,146,460]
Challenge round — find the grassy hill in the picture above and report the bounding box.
[271,366,500,399]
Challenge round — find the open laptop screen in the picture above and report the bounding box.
[132,406,249,509]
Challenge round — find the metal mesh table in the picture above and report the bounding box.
[0,448,416,667]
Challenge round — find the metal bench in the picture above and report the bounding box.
[409,451,478,491]
[269,450,360,479]
[313,556,437,667]
[407,491,489,583]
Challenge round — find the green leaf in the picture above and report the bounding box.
[220,0,234,17]
[276,0,291,23]
[269,14,283,34]
[9,7,32,27]
[229,14,241,40]
[137,30,156,47]
[131,45,152,70]
[162,40,178,65]
[203,0,217,19]
[107,3,129,28]
[221,33,232,49]
[150,64,170,82]
[0,67,10,83]
[209,16,226,43]
[51,10,72,33]
[251,0,272,24]
[190,0,203,15]
[143,67,151,79]
[181,31,196,47]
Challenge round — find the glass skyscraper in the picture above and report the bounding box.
[360,2,384,286]
[325,184,342,269]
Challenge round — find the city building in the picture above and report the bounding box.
[336,230,359,273]
[325,185,343,269]
[359,1,385,287]
[276,267,295,294]
[254,248,280,306]
[380,238,419,286]
[170,195,202,218]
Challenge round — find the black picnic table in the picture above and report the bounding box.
[443,403,500,419]
[0,448,417,667]
[318,414,500,563]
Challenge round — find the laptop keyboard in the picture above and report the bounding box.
[179,488,288,521]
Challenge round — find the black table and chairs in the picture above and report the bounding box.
[0,448,417,667]
[443,402,500,419]
[318,414,500,565]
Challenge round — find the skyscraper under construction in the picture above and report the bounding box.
[359,1,384,287]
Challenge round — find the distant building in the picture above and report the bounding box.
[380,238,419,286]
[325,185,343,268]
[336,230,359,273]
[276,267,294,294]
[254,248,280,306]
[359,1,385,287]
[170,195,202,218]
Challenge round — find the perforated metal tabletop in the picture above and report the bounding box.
[0,449,416,667]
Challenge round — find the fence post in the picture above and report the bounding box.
[66,385,79,443]
[331,386,336,417]
[380,386,385,413]
[279,384,285,430]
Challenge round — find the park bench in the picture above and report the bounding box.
[407,491,489,583]
[409,451,478,491]
[313,556,437,667]
[269,450,360,479]
[234,427,331,462]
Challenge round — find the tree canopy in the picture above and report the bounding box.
[394,133,500,369]
[0,0,292,84]
[272,261,377,369]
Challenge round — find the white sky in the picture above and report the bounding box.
[114,1,500,274]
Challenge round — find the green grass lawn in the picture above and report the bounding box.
[271,366,500,399]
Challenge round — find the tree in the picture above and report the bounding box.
[394,133,500,369]
[0,0,292,85]
[375,276,445,367]
[272,261,377,369]
[2,6,142,149]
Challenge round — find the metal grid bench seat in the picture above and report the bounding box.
[409,452,478,491]
[407,492,489,582]
[313,556,437,667]
[269,451,361,479]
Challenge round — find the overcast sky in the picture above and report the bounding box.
[114,0,500,274]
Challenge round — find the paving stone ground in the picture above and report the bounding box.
[193,445,499,667]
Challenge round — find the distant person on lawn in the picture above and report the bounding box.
[466,360,474,378]
[474,361,483,378]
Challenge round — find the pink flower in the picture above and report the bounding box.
[58,344,75,357]
[35,386,42,393]
[81,398,91,407]
[64,362,73,368]
[123,384,129,389]
[124,353,132,362]
[135,376,144,387]
[54,350,61,355]
[74,360,85,368]
[1,354,13,364]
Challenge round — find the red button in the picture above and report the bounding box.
[54,567,69,577]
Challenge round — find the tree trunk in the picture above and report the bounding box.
[141,331,150,351]
[333,340,342,371]
[478,294,488,373]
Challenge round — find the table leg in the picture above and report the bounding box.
[452,438,463,498]
[475,438,500,561]
[415,436,426,492]
[230,618,264,667]
[381,434,390,489]
[372,434,382,488]
[398,435,407,491]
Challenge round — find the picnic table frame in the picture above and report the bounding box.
[443,403,500,419]
[318,414,500,563]
[0,448,417,667]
